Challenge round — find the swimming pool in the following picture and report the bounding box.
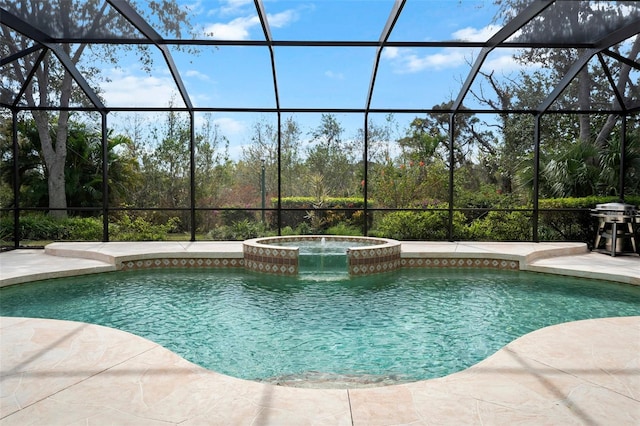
[1,268,638,388]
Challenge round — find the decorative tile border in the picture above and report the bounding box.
[119,257,243,271]
[401,257,519,270]
[243,244,298,275]
[113,246,519,274]
[244,236,402,276]
[348,243,402,275]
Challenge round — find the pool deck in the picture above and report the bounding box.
[1,242,639,425]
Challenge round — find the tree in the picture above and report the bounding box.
[496,0,640,145]
[471,1,640,198]
[240,117,279,201]
[0,115,140,210]
[305,113,355,197]
[194,113,231,206]
[1,0,193,218]
[140,109,191,215]
[280,117,304,197]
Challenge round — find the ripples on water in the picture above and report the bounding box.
[1,268,639,387]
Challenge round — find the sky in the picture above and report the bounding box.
[89,0,533,158]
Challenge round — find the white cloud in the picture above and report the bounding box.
[452,25,501,42]
[324,70,344,80]
[213,116,246,136]
[101,69,182,107]
[384,48,469,74]
[406,50,468,72]
[483,51,528,74]
[381,24,524,74]
[382,46,399,60]
[268,10,298,28]
[205,9,298,40]
[185,69,211,81]
[218,0,253,16]
[206,15,259,40]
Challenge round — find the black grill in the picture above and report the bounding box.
[591,203,639,256]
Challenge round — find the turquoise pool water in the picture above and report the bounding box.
[1,268,639,387]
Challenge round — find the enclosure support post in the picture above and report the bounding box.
[619,114,627,202]
[448,113,455,241]
[276,112,282,234]
[11,109,19,249]
[101,112,109,242]
[363,112,369,236]
[190,112,196,241]
[261,158,266,224]
[533,114,541,242]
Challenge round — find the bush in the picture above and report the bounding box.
[17,214,63,241]
[538,196,640,243]
[111,215,180,241]
[0,214,102,242]
[376,210,449,240]
[325,223,363,236]
[465,211,532,241]
[206,220,269,240]
[276,197,372,231]
[62,217,103,240]
[219,208,257,227]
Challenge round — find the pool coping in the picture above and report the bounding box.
[4,240,638,287]
[1,242,639,424]
[1,315,638,424]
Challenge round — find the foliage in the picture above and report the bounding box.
[375,210,462,241]
[325,223,363,236]
[277,196,371,231]
[0,214,102,242]
[0,116,141,212]
[110,214,180,241]
[465,211,532,241]
[1,0,195,218]
[538,195,640,243]
[305,114,356,197]
[370,157,449,208]
[206,219,269,241]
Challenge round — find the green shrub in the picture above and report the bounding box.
[325,223,363,236]
[219,208,257,226]
[1,214,102,242]
[61,217,103,240]
[465,211,532,241]
[18,214,63,240]
[376,210,449,240]
[206,220,269,240]
[111,215,180,241]
[538,196,640,242]
[276,197,372,231]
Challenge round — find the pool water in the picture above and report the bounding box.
[1,268,638,387]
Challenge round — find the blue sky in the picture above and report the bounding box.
[94,0,527,157]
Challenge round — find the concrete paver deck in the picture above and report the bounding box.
[1,242,639,424]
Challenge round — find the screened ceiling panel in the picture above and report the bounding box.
[461,45,575,111]
[506,1,640,45]
[127,0,268,41]
[546,53,638,112]
[388,0,500,43]
[262,0,394,41]
[80,44,187,109]
[1,0,639,115]
[275,47,377,109]
[3,45,97,108]
[371,46,481,109]
[170,45,276,109]
[1,0,145,39]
